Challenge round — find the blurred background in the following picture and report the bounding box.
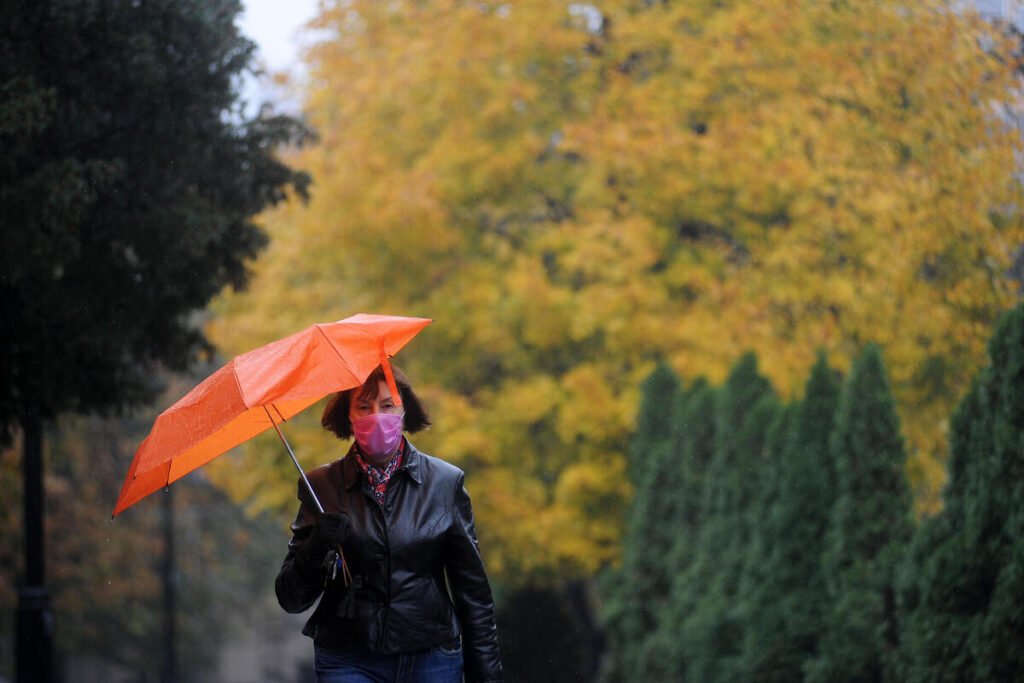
[3,0,1024,681]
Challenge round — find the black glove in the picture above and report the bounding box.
[299,511,351,563]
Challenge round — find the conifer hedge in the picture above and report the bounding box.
[601,307,1024,682]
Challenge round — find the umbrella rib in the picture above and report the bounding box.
[314,324,363,378]
[228,358,250,409]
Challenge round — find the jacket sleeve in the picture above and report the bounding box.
[445,474,503,683]
[275,479,326,614]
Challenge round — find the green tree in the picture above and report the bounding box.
[628,376,720,683]
[735,401,797,681]
[742,351,842,682]
[966,302,1024,680]
[0,0,308,678]
[806,344,913,683]
[897,376,988,682]
[645,378,718,682]
[1,0,309,435]
[599,363,682,682]
[672,353,777,683]
[899,302,1024,681]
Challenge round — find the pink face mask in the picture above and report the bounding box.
[352,413,404,458]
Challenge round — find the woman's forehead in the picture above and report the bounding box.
[353,379,391,402]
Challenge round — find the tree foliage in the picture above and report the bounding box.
[599,363,681,681]
[209,0,1024,582]
[668,353,778,682]
[603,322,1022,682]
[643,378,718,682]
[900,302,1024,681]
[806,344,913,683]
[0,0,310,439]
[742,351,841,682]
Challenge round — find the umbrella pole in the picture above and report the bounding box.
[266,408,324,514]
[266,407,351,587]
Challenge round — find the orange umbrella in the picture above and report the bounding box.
[112,313,432,517]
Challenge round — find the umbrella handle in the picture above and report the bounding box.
[265,406,324,514]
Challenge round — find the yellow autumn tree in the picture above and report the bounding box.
[208,0,1024,584]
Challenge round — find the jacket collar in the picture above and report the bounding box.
[342,438,422,490]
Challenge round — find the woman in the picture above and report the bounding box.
[275,364,503,683]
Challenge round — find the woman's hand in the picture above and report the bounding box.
[300,511,351,562]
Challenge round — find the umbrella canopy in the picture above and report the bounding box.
[113,313,432,516]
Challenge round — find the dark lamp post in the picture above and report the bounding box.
[16,413,54,682]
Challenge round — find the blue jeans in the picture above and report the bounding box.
[313,642,464,683]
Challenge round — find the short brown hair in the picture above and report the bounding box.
[321,364,431,439]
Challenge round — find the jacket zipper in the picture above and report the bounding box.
[375,488,392,652]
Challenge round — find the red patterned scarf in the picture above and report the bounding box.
[354,444,404,507]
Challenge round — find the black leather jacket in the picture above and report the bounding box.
[275,440,503,682]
